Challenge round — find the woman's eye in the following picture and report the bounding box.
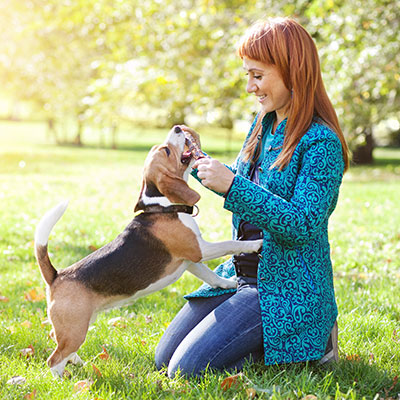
[254,75,262,80]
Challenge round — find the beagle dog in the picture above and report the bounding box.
[34,126,263,377]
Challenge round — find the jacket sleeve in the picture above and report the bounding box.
[223,135,345,246]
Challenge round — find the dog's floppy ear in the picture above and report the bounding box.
[157,172,200,206]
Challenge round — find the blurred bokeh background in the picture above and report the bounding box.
[0,0,399,162]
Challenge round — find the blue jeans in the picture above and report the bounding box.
[155,277,264,378]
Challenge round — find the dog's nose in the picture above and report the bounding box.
[174,126,182,133]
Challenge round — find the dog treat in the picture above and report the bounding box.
[184,134,207,160]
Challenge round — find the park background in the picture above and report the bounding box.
[0,0,399,399]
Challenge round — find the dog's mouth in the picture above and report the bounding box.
[181,149,193,165]
[181,135,205,165]
[181,136,195,165]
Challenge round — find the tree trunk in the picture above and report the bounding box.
[352,127,374,165]
[74,120,83,146]
[46,118,60,144]
[111,123,118,149]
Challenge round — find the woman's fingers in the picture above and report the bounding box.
[193,158,234,194]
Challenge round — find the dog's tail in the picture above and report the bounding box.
[34,200,69,286]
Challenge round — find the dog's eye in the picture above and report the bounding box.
[163,147,171,157]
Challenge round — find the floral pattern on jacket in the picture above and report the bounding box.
[185,112,345,365]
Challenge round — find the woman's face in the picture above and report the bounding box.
[243,57,291,123]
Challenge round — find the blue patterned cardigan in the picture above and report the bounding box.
[185,112,345,365]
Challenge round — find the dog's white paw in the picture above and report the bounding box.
[212,276,237,289]
[68,353,83,365]
[244,239,263,253]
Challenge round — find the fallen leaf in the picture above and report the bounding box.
[63,370,72,379]
[246,388,257,398]
[24,288,45,302]
[73,379,92,393]
[346,354,361,362]
[302,396,318,400]
[91,363,102,377]
[20,345,35,358]
[21,320,32,329]
[384,375,399,397]
[24,389,37,399]
[141,340,147,346]
[88,245,98,251]
[7,376,27,385]
[98,345,110,360]
[221,373,243,391]
[0,295,9,302]
[108,316,127,328]
[369,353,375,365]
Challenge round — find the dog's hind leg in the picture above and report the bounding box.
[69,353,84,365]
[47,318,89,377]
[47,288,94,377]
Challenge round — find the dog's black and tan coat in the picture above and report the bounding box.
[35,126,263,377]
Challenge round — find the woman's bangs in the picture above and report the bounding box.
[238,27,274,64]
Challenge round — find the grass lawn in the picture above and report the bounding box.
[0,121,399,399]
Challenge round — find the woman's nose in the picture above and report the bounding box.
[246,79,257,93]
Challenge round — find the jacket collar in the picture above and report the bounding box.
[261,112,287,135]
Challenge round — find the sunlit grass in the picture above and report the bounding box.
[1,121,399,399]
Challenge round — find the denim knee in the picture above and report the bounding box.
[167,351,204,378]
[154,340,171,371]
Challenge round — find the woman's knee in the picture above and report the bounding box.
[154,337,174,371]
[167,350,204,378]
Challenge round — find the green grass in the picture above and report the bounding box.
[1,121,399,399]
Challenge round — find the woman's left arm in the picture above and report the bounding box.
[224,136,345,246]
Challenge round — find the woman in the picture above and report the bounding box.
[155,17,349,378]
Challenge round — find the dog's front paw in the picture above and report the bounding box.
[247,239,263,253]
[213,276,237,290]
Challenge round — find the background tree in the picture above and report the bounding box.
[1,0,399,162]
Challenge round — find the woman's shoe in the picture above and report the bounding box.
[319,320,338,364]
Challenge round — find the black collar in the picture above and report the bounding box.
[140,204,197,215]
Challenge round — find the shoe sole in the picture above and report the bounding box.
[319,321,339,365]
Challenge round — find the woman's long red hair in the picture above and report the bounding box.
[238,18,349,171]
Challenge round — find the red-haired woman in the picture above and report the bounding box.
[155,17,349,377]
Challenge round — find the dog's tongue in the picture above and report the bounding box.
[181,150,192,163]
[184,134,206,160]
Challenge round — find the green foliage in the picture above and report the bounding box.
[1,0,398,151]
[1,122,400,399]
[313,0,400,151]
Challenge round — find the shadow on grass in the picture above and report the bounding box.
[240,359,400,398]
[78,357,400,399]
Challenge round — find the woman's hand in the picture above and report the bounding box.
[193,157,235,194]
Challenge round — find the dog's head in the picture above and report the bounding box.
[134,126,200,212]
